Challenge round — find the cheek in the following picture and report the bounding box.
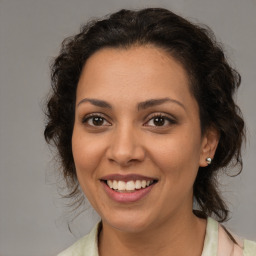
[147,131,202,182]
[72,130,105,179]
[71,132,106,208]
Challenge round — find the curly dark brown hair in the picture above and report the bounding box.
[44,8,245,222]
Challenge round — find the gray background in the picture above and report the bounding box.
[0,0,255,255]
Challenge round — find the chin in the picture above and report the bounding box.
[102,211,155,233]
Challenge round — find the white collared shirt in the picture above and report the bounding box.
[58,217,256,256]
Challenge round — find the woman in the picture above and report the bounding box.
[44,8,256,256]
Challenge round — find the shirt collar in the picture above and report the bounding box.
[201,217,219,256]
[91,217,219,256]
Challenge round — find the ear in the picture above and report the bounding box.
[199,127,219,167]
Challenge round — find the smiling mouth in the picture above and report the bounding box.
[102,179,158,193]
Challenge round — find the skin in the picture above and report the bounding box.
[72,45,219,256]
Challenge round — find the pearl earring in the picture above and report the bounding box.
[206,157,212,165]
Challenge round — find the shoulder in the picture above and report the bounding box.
[244,239,256,256]
[218,220,256,256]
[57,235,90,256]
[203,217,256,256]
[57,223,100,256]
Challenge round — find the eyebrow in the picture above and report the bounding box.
[77,97,185,111]
[77,98,112,108]
[137,98,185,111]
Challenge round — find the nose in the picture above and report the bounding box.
[106,124,145,167]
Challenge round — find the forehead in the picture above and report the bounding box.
[82,45,188,79]
[76,45,196,110]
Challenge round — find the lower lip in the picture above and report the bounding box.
[102,182,155,203]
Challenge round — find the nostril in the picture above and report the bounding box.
[107,155,142,167]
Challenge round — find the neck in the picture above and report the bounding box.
[98,212,206,256]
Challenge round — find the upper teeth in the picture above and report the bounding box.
[107,180,153,191]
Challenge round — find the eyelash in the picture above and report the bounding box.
[144,113,176,127]
[81,113,176,128]
[82,113,111,127]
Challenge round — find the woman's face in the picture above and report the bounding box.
[72,45,215,233]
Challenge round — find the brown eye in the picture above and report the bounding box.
[153,117,165,126]
[145,114,176,127]
[92,116,104,126]
[82,114,111,127]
